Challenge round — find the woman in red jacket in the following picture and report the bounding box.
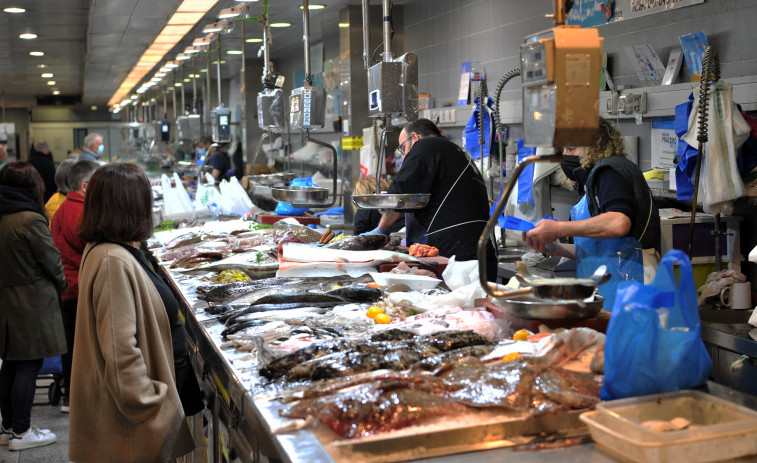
[50,160,99,413]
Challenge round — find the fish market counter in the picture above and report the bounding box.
[159,263,757,463]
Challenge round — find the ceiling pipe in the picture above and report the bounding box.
[216,36,222,105]
[361,0,370,70]
[382,0,392,62]
[302,0,312,87]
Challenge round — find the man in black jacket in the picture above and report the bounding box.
[372,118,497,279]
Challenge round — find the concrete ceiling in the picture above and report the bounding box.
[0,0,383,108]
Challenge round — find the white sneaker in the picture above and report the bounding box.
[9,426,57,451]
[0,428,10,446]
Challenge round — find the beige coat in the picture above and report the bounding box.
[69,243,194,463]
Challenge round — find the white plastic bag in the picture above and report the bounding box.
[161,174,195,220]
[682,82,751,215]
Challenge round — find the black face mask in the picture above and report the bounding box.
[561,156,582,181]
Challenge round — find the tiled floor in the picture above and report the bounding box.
[0,380,71,463]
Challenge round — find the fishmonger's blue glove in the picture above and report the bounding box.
[361,226,388,236]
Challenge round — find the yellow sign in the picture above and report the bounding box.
[342,137,364,150]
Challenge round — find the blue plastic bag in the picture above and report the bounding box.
[275,177,318,216]
[516,138,536,205]
[601,249,712,400]
[463,96,494,160]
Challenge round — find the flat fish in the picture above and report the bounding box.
[324,234,389,251]
[324,286,382,303]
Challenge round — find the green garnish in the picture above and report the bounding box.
[155,220,176,232]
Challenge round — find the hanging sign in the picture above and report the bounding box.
[567,0,705,27]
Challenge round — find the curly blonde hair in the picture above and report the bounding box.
[352,175,389,213]
[580,117,627,168]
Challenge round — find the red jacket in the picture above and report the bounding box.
[51,192,86,301]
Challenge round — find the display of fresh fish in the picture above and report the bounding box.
[324,234,389,251]
[260,338,357,380]
[170,251,224,269]
[279,356,601,438]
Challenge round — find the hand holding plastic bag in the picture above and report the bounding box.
[601,249,712,400]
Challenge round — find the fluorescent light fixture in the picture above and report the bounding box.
[155,72,166,77]
[165,62,179,68]
[91,106,98,110]
[47,81,56,85]
[19,33,37,39]
[300,4,325,9]
[174,83,183,87]
[4,7,25,13]
[130,95,138,99]
[211,60,226,65]
[151,78,162,82]
[184,78,191,82]
[246,38,263,43]
[52,90,60,95]
[338,22,349,28]
[36,64,47,68]
[218,5,245,19]
[270,22,291,28]
[41,73,53,78]
[29,51,44,56]
[226,50,243,55]
[202,22,224,33]
[193,34,216,47]
[176,53,190,61]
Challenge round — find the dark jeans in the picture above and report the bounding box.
[60,299,77,399]
[0,359,44,434]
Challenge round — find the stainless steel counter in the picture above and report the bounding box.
[164,265,757,462]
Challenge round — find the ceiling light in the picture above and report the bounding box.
[270,23,291,28]
[226,50,243,55]
[338,23,349,28]
[202,22,224,33]
[165,62,179,68]
[246,38,263,43]
[176,53,190,61]
[185,46,202,54]
[200,68,208,73]
[19,33,37,39]
[235,0,258,2]
[300,4,325,9]
[183,78,191,82]
[155,72,166,77]
[130,95,138,99]
[175,83,183,87]
[151,78,162,82]
[41,73,53,78]
[211,60,226,65]
[218,5,245,19]
[91,106,98,111]
[4,7,25,13]
[36,64,47,68]
[47,81,56,86]
[52,90,60,95]
[193,34,215,47]
[29,51,44,56]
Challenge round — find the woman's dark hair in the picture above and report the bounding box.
[79,163,154,243]
[404,118,443,138]
[0,162,48,221]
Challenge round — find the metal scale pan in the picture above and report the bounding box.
[250,172,296,187]
[352,193,429,211]
[271,186,330,208]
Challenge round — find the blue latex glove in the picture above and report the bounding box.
[361,226,387,236]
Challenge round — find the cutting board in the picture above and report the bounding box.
[256,214,320,225]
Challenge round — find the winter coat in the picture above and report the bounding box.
[0,186,67,360]
[51,192,86,301]
[69,243,194,463]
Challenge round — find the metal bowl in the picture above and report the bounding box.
[491,294,605,320]
[250,173,296,186]
[271,186,330,207]
[352,193,430,210]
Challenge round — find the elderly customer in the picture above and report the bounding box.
[0,162,67,451]
[50,160,99,414]
[69,163,194,463]
[44,159,78,223]
[79,133,104,162]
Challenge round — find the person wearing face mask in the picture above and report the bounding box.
[523,117,660,309]
[195,136,212,166]
[79,133,105,162]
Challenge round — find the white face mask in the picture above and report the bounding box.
[97,144,104,155]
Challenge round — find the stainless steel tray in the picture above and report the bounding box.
[352,193,430,210]
[272,186,330,206]
[491,295,605,320]
[250,173,296,186]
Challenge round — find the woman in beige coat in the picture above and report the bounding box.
[69,163,194,463]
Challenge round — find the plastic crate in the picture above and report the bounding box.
[580,390,757,463]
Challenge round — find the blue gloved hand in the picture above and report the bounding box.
[361,226,387,236]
